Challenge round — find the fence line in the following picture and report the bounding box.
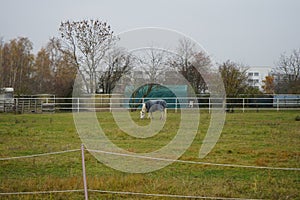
[0,190,84,196]
[1,145,299,199]
[3,95,300,113]
[0,149,81,161]
[0,189,259,200]
[87,149,300,171]
[1,148,298,171]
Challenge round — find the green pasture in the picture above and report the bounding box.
[0,111,299,199]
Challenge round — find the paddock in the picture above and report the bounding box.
[0,111,299,199]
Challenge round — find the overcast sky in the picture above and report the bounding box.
[1,0,299,67]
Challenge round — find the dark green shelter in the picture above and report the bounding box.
[124,84,188,109]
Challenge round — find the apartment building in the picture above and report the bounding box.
[246,66,272,91]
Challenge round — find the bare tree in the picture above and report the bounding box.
[273,48,300,93]
[170,38,210,94]
[98,48,132,94]
[126,48,171,109]
[59,19,115,93]
[136,47,170,83]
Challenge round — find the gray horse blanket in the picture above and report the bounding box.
[144,100,167,112]
[141,99,167,120]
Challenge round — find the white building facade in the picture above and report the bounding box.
[246,66,272,91]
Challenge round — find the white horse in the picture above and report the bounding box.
[140,99,167,120]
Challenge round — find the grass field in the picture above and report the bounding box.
[0,110,299,199]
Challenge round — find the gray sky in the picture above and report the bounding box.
[1,0,299,67]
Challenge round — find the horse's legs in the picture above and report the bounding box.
[160,109,167,120]
[160,110,165,120]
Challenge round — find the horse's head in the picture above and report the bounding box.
[140,103,146,119]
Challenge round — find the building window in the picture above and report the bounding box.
[247,79,259,84]
[254,72,259,76]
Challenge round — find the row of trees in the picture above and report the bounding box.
[0,19,299,97]
[0,37,76,96]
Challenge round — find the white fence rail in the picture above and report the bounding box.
[1,95,300,113]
